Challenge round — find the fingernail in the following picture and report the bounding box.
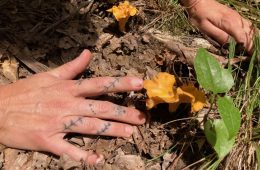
[125,126,133,135]
[131,78,143,88]
[140,114,146,124]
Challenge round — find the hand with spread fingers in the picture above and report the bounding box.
[180,0,256,53]
[0,50,146,165]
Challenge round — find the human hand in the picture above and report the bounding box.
[0,50,146,165]
[181,0,256,53]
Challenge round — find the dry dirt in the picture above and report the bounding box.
[0,0,245,169]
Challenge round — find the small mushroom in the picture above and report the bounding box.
[144,72,179,110]
[107,1,138,32]
[144,72,206,112]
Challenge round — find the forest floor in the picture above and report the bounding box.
[0,0,259,169]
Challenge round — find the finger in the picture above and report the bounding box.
[61,116,134,138]
[69,76,143,97]
[49,50,92,80]
[64,99,146,125]
[193,20,229,45]
[48,139,103,165]
[210,11,255,52]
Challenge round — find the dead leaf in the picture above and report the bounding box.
[109,148,145,170]
[148,29,247,66]
[96,33,113,50]
[162,153,176,170]
[30,152,51,169]
[4,149,28,169]
[0,73,10,85]
[146,163,161,170]
[70,137,84,147]
[58,36,77,49]
[145,66,159,80]
[132,126,147,154]
[1,57,19,82]
[59,154,82,170]
[0,152,3,169]
[154,54,165,66]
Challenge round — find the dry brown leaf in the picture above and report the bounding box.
[162,153,177,170]
[146,163,161,170]
[109,148,145,170]
[30,152,51,169]
[96,33,113,50]
[4,149,28,169]
[59,154,82,170]
[1,57,19,82]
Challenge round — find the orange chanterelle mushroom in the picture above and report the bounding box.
[144,72,207,113]
[107,1,138,32]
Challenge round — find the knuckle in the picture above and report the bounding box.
[49,100,70,109]
[83,118,98,133]
[95,101,113,114]
[91,78,105,92]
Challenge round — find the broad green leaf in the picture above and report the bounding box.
[217,96,241,139]
[194,48,234,94]
[204,119,235,159]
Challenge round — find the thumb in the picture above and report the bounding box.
[49,50,92,79]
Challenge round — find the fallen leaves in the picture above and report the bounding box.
[107,1,138,32]
[144,72,206,112]
[1,57,19,82]
[104,148,145,170]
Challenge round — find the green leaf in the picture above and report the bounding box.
[194,48,234,94]
[217,96,241,139]
[204,119,235,159]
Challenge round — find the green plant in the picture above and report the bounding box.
[194,48,241,169]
